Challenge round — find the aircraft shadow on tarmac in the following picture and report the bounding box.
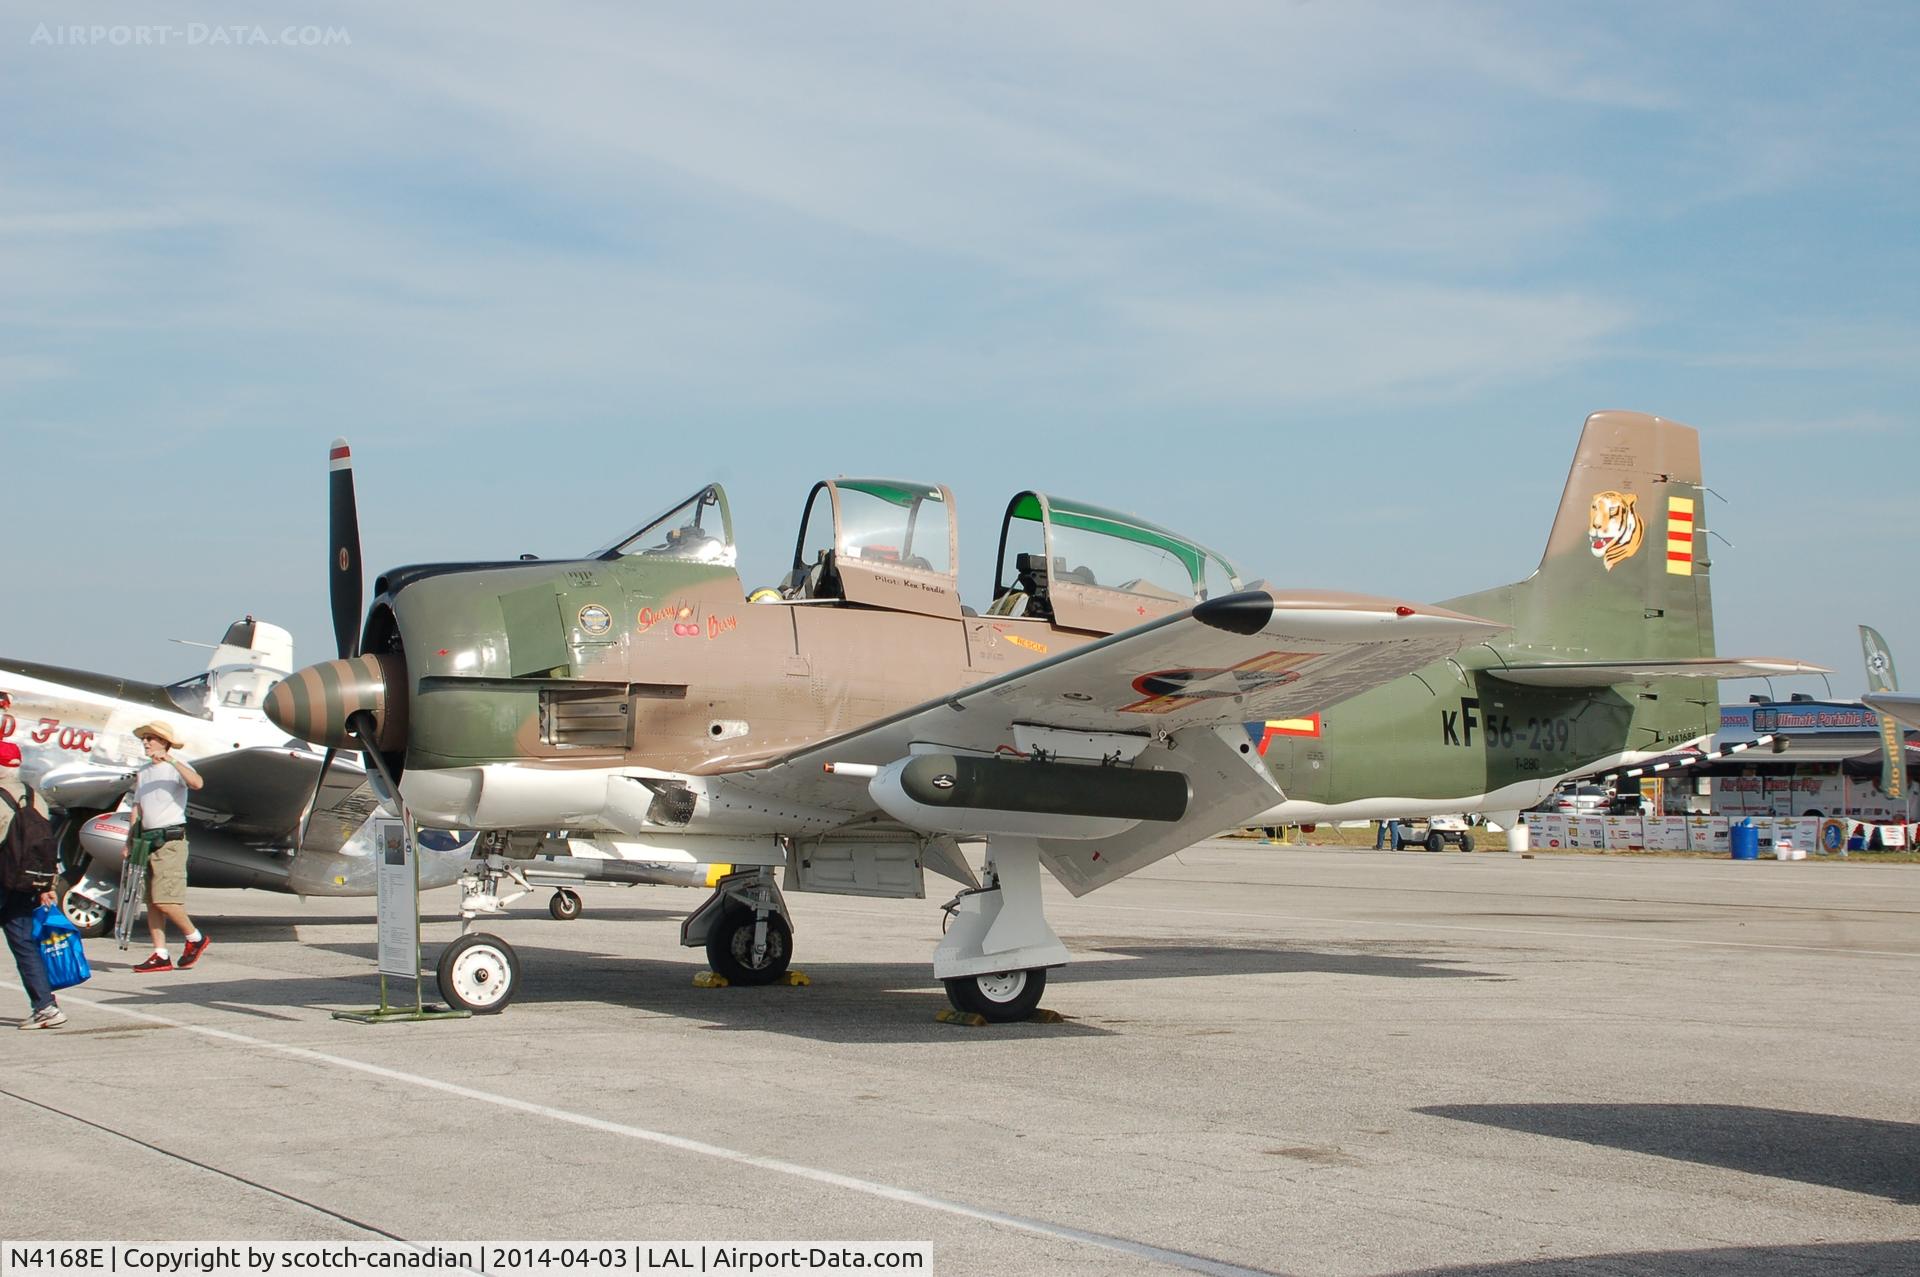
[92,937,1503,1045]
[1064,939,1504,983]
[1386,1239,1920,1277]
[153,907,689,941]
[1419,1102,1920,1204]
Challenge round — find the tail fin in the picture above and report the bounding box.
[206,616,294,676]
[203,617,295,715]
[1447,411,1714,661]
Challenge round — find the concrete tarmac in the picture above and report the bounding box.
[4,842,1918,1275]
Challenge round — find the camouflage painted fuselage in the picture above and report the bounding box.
[334,558,1109,778]
[273,411,1731,829]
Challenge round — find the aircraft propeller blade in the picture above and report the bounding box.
[346,709,405,818]
[295,745,339,853]
[329,437,364,661]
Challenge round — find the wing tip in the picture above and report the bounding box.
[1193,591,1274,636]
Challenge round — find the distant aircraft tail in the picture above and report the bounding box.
[205,616,294,677]
[1445,411,1715,662]
[202,616,295,716]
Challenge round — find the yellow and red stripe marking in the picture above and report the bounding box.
[1255,713,1321,754]
[1665,496,1694,575]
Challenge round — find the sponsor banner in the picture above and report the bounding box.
[1647,817,1692,850]
[1604,816,1646,849]
[1687,816,1731,852]
[1530,813,1569,849]
[1781,817,1822,852]
[1575,816,1608,848]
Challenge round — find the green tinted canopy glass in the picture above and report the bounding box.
[1005,493,1239,589]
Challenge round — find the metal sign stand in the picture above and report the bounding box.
[335,813,468,1024]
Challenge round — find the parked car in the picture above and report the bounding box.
[1538,783,1611,816]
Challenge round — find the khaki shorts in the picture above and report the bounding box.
[146,839,189,905]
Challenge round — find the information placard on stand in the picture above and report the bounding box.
[335,812,470,1025]
[375,817,419,978]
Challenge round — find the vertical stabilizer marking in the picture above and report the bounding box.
[1665,497,1694,575]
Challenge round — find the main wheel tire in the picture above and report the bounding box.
[1459,834,1475,853]
[436,933,520,1014]
[548,888,583,921]
[705,909,792,986]
[60,882,113,939]
[944,967,1047,1022]
[1425,832,1444,853]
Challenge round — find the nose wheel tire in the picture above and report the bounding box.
[436,933,520,1014]
[59,882,113,939]
[944,967,1047,1022]
[705,909,792,986]
[548,888,583,921]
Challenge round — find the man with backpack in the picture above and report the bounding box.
[1,773,65,1029]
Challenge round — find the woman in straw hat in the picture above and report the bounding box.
[128,722,207,972]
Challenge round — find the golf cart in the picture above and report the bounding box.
[1392,815,1475,853]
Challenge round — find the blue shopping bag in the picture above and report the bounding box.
[32,904,92,991]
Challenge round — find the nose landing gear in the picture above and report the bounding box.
[436,932,520,1014]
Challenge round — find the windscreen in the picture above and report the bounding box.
[165,674,215,719]
[595,485,736,566]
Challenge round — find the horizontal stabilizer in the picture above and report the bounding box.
[1486,657,1829,688]
[1866,693,1920,732]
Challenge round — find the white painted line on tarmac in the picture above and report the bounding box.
[1056,901,1920,958]
[4,981,1284,1277]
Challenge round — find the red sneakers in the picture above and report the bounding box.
[133,953,174,973]
[178,935,211,969]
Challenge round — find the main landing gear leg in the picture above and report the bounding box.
[934,837,1068,1022]
[681,868,793,986]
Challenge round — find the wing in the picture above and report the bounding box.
[1484,657,1829,688]
[32,761,137,811]
[716,589,1503,894]
[189,748,385,855]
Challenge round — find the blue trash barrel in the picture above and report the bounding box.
[1730,820,1760,860]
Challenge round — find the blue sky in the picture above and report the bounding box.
[4,1,1916,695]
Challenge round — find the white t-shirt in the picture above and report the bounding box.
[135,761,189,828]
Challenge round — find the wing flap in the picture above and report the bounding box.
[1486,657,1829,688]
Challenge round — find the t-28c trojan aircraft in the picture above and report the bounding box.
[268,412,1815,1019]
[267,444,1504,1017]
